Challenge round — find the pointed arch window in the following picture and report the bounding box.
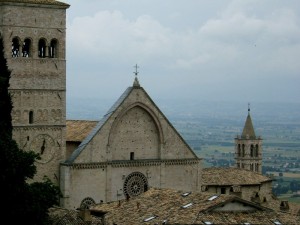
[242,144,245,157]
[255,144,259,157]
[49,39,58,58]
[237,144,241,157]
[250,144,254,157]
[22,38,31,57]
[255,163,259,172]
[12,37,20,57]
[38,39,47,58]
[250,163,254,171]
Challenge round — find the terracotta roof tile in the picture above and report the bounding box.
[48,207,102,224]
[66,120,98,142]
[202,167,272,185]
[90,188,300,225]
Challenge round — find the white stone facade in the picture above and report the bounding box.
[60,85,202,209]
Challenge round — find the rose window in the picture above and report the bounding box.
[123,172,148,198]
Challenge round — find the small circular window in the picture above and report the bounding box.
[123,172,148,198]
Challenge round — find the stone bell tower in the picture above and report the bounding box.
[235,105,263,174]
[0,0,70,184]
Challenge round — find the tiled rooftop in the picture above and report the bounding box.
[90,188,300,225]
[202,167,273,185]
[66,120,98,142]
[49,207,102,225]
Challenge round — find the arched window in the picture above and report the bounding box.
[250,144,254,157]
[237,144,241,157]
[12,37,20,57]
[49,39,58,58]
[29,111,34,124]
[242,144,245,157]
[250,164,253,171]
[38,39,47,58]
[22,38,31,57]
[255,144,259,157]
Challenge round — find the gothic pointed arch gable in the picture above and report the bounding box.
[108,102,164,160]
[66,83,198,164]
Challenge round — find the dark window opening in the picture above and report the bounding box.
[22,38,31,57]
[221,187,226,194]
[255,144,259,157]
[29,111,34,124]
[12,37,20,57]
[49,39,58,58]
[130,152,134,160]
[250,145,254,157]
[237,144,241,156]
[242,144,245,157]
[38,39,47,58]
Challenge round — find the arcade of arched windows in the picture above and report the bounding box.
[237,144,246,157]
[251,163,259,172]
[237,143,259,157]
[12,36,59,58]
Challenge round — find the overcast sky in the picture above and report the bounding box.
[62,0,300,104]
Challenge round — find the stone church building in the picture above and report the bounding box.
[1,0,269,211]
[61,77,201,209]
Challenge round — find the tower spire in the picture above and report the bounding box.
[242,103,255,139]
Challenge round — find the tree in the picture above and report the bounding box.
[0,36,61,224]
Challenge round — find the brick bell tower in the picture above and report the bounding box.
[0,0,70,185]
[235,105,263,174]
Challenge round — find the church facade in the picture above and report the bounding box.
[60,78,201,209]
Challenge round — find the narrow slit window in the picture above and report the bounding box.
[130,152,134,160]
[29,111,34,124]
